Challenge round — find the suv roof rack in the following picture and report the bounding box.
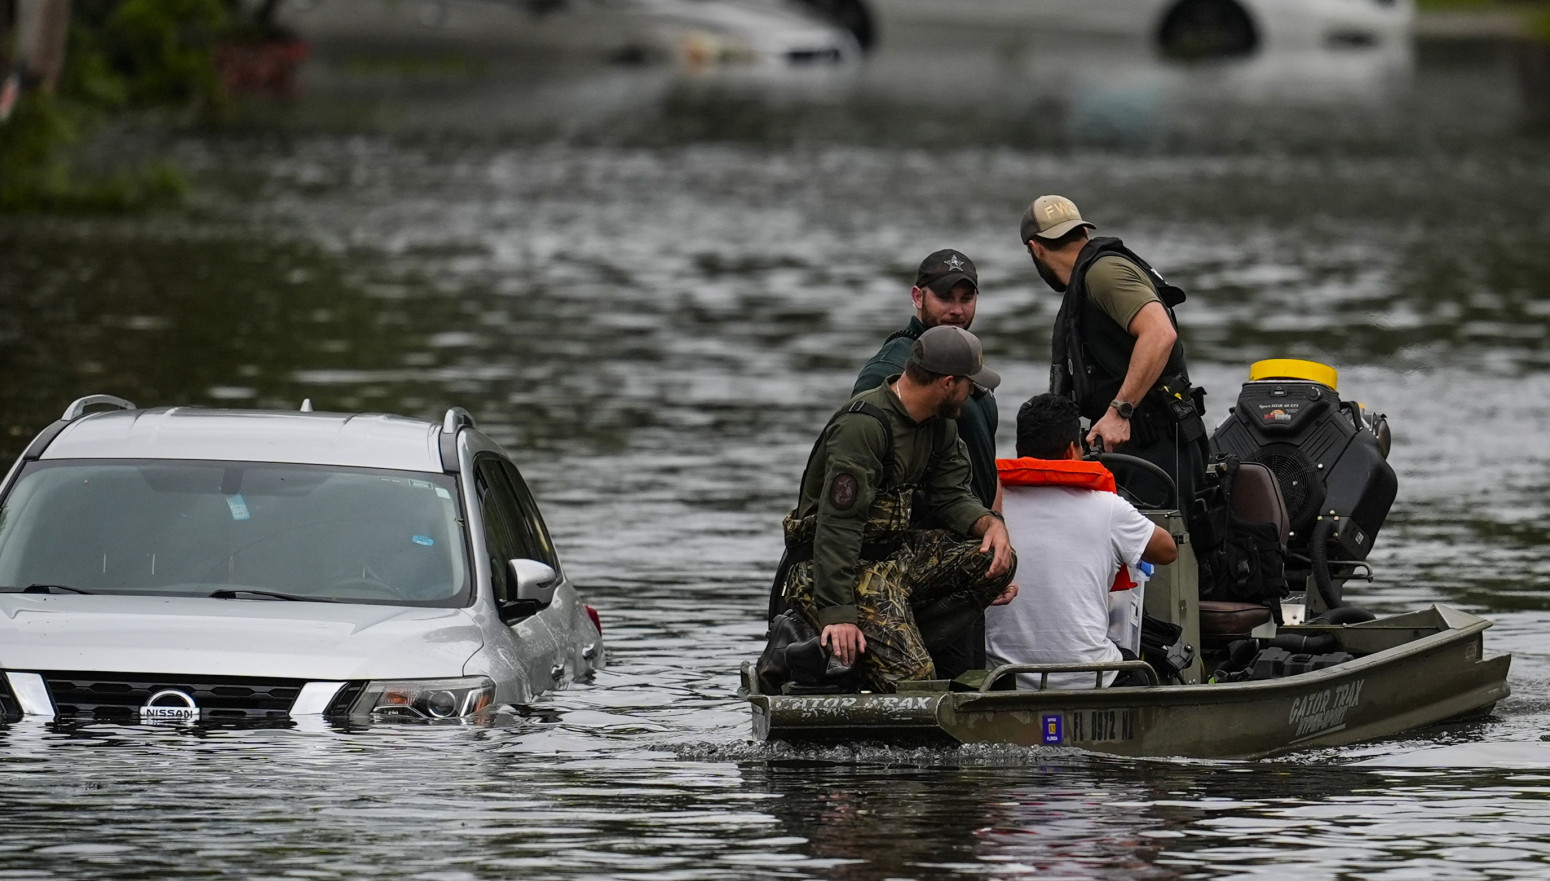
[21,395,138,463]
[62,395,136,421]
[439,407,475,473]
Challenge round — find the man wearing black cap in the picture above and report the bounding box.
[775,326,1017,692]
[855,249,1000,511]
[1020,195,1208,515]
[852,249,1005,679]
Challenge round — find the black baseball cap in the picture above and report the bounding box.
[915,249,978,295]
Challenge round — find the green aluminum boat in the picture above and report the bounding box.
[746,361,1512,759]
[743,602,1509,759]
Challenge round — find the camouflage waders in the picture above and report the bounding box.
[782,488,1015,692]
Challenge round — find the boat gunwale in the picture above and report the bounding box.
[748,604,1501,712]
[952,603,1497,710]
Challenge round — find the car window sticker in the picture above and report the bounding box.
[225,493,251,522]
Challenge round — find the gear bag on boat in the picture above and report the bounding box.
[1191,456,1290,608]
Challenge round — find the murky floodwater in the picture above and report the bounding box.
[3,15,1550,879]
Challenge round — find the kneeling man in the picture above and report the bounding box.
[779,326,1017,692]
[986,394,1177,689]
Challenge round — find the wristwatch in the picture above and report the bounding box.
[1110,399,1135,419]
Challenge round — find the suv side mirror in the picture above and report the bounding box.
[508,559,557,605]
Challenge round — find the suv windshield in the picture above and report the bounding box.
[0,460,469,606]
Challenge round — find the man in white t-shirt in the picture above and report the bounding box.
[986,394,1177,688]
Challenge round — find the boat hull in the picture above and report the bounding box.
[747,605,1510,759]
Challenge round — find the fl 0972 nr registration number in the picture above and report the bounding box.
[1044,709,1136,744]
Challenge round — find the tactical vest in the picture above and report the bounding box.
[1050,237,1190,422]
[783,400,951,563]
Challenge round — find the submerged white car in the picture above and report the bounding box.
[263,0,861,68]
[0,396,604,725]
[831,0,1412,57]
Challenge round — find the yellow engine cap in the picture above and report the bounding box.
[1249,359,1338,390]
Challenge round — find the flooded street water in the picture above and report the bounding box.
[3,15,1550,879]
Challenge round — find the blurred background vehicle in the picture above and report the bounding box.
[256,0,862,69]
[248,0,1412,65]
[848,0,1414,58]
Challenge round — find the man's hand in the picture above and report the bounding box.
[976,516,1015,578]
[1089,300,1176,452]
[991,582,1019,605]
[1086,410,1131,451]
[821,623,867,666]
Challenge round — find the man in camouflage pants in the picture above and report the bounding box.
[780,326,1017,692]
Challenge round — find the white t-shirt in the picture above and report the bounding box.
[985,485,1156,689]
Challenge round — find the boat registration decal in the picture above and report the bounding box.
[1068,709,1136,743]
[1288,679,1365,738]
[1042,714,1062,744]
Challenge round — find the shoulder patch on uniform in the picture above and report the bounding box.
[829,473,859,510]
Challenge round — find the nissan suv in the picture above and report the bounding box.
[0,396,604,725]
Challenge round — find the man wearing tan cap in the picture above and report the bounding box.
[1019,195,1208,513]
[764,326,1017,693]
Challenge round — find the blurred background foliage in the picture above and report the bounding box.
[0,0,240,211]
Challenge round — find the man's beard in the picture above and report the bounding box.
[1033,255,1067,293]
[923,313,971,330]
[937,397,965,419]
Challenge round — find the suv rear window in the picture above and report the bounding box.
[0,460,470,606]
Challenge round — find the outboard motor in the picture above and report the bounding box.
[1210,360,1396,609]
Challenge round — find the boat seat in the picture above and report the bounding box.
[1199,601,1274,639]
[1230,462,1290,543]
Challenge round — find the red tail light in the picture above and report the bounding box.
[585,604,602,634]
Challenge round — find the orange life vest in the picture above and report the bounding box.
[996,457,1117,493]
[995,457,1138,592]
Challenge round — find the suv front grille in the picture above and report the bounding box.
[43,673,307,721]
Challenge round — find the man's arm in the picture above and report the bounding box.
[969,512,1015,579]
[1142,523,1178,565]
[919,430,1014,578]
[1087,301,1177,449]
[810,417,887,627]
[1111,498,1176,572]
[919,433,983,529]
[987,476,1018,603]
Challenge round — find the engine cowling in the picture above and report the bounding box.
[1210,360,1396,602]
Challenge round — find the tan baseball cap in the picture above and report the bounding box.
[1020,194,1096,243]
[908,326,1001,390]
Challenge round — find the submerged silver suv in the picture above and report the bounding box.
[0,396,604,724]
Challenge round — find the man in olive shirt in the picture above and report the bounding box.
[781,326,1016,692]
[854,248,1003,679]
[1021,194,1208,513]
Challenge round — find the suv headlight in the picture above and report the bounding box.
[349,676,495,720]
